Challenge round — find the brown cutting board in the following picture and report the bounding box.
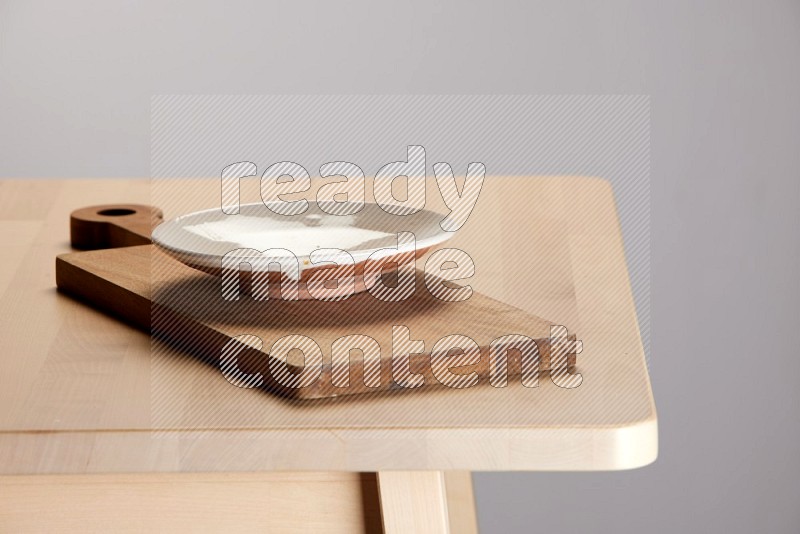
[55,204,575,400]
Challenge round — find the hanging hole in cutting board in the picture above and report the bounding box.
[97,208,137,217]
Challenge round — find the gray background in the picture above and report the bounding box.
[1,1,798,532]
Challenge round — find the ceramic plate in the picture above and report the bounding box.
[152,201,453,277]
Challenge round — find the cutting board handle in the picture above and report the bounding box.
[70,204,163,250]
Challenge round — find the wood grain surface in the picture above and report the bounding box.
[0,472,383,533]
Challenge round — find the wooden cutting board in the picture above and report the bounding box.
[55,204,575,400]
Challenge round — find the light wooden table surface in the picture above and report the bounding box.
[0,177,657,533]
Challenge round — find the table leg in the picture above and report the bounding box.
[377,471,478,533]
[444,471,479,534]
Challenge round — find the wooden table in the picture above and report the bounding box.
[0,177,657,533]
